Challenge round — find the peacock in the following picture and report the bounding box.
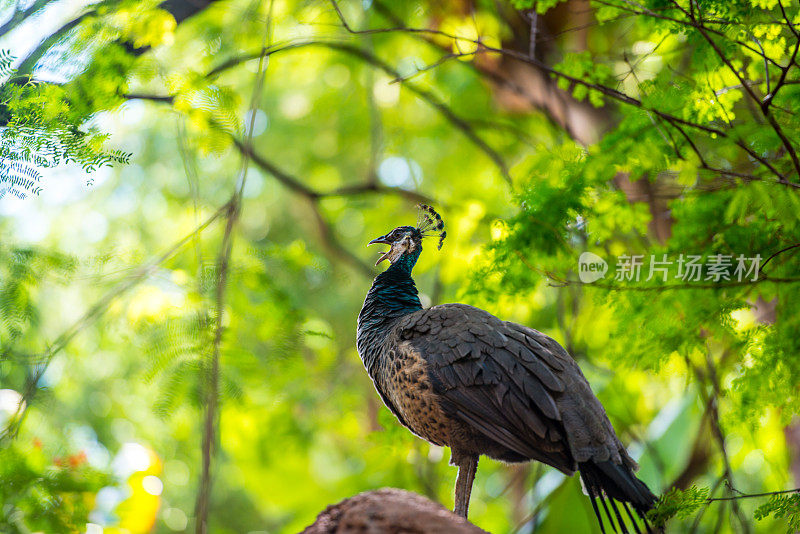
[356,205,657,533]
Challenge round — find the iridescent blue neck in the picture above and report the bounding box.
[358,249,423,327]
[357,248,423,373]
[385,247,421,276]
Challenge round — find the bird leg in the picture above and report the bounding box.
[452,451,479,518]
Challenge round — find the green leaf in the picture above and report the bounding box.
[754,494,800,534]
[647,486,709,527]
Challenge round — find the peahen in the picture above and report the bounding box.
[356,205,657,533]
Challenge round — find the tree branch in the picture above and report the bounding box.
[593,0,783,68]
[693,353,750,533]
[232,137,319,199]
[138,26,793,188]
[13,11,95,80]
[543,274,800,291]
[370,0,607,145]
[207,39,511,183]
[327,1,798,183]
[706,487,800,502]
[328,44,511,183]
[0,0,54,38]
[195,200,236,534]
[327,182,436,205]
[308,198,374,278]
[778,0,800,39]
[659,117,800,189]
[232,138,376,278]
[13,0,221,82]
[194,13,270,531]
[365,0,800,183]
[672,0,800,179]
[762,35,800,113]
[760,242,800,273]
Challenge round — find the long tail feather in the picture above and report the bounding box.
[609,498,630,534]
[589,494,608,534]
[579,460,657,533]
[622,501,643,534]
[599,495,620,533]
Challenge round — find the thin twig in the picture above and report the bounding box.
[327,1,796,183]
[696,353,750,533]
[207,38,511,183]
[308,198,373,278]
[706,487,800,502]
[760,242,800,273]
[232,138,374,277]
[194,4,272,531]
[663,117,708,168]
[327,182,436,204]
[528,8,538,60]
[545,275,800,291]
[592,0,783,68]
[778,0,800,39]
[195,200,237,534]
[365,30,382,185]
[674,0,800,178]
[139,23,793,186]
[751,35,771,95]
[762,36,800,113]
[388,52,464,84]
[689,475,725,534]
[660,118,799,189]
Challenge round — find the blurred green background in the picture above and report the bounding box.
[1,0,800,532]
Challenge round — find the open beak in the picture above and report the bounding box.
[367,235,391,246]
[367,235,393,265]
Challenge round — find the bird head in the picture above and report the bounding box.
[368,205,446,266]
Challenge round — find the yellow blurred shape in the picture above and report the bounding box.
[171,270,190,287]
[127,285,185,322]
[439,14,502,60]
[108,448,163,534]
[730,307,757,332]
[373,76,400,107]
[490,220,508,241]
[114,7,177,49]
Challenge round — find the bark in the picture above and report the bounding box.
[477,55,609,145]
[507,464,530,527]
[301,488,487,534]
[670,410,714,490]
[472,0,610,145]
[614,173,675,244]
[785,421,800,486]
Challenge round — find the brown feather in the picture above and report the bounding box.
[381,303,639,477]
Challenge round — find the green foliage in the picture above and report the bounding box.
[0,49,14,78]
[733,300,800,424]
[648,485,710,527]
[510,0,567,13]
[0,246,76,346]
[754,493,800,533]
[553,52,615,107]
[0,46,130,200]
[1,0,800,532]
[0,441,111,533]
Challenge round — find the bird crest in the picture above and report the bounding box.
[416,204,446,250]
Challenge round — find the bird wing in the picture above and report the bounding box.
[509,321,638,469]
[395,303,635,472]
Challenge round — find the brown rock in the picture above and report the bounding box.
[300,488,489,534]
